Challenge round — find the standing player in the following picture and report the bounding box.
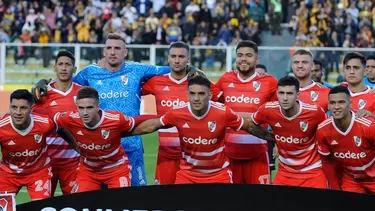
[126,75,274,184]
[0,90,76,200]
[33,50,81,196]
[311,60,334,89]
[141,41,222,185]
[292,50,330,111]
[215,41,278,184]
[53,87,135,192]
[364,55,375,87]
[341,52,375,116]
[251,76,328,188]
[32,33,197,186]
[317,86,375,193]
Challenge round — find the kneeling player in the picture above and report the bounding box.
[317,86,375,194]
[251,76,328,189]
[0,90,76,200]
[126,75,274,184]
[53,87,135,193]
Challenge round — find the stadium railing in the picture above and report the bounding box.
[15,184,375,211]
[0,43,373,87]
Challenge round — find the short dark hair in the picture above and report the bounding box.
[255,64,267,72]
[367,55,375,62]
[188,75,211,89]
[293,49,313,59]
[236,40,258,54]
[343,52,366,67]
[105,33,126,45]
[169,41,190,53]
[330,85,350,96]
[277,75,300,93]
[313,59,323,67]
[10,89,34,105]
[77,87,99,102]
[55,50,75,65]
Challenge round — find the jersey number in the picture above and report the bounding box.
[119,176,129,187]
[35,179,50,192]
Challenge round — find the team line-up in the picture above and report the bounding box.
[1,33,375,201]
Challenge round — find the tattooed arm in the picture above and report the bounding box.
[238,112,275,142]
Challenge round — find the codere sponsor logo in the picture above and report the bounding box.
[182,136,218,145]
[78,142,111,150]
[9,149,41,157]
[225,95,260,104]
[99,90,129,99]
[334,151,367,159]
[161,99,187,107]
[275,135,309,144]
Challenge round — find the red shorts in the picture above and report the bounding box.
[51,166,77,196]
[0,167,52,201]
[273,170,328,189]
[229,152,270,184]
[175,168,233,184]
[341,173,375,194]
[73,162,131,193]
[154,153,180,185]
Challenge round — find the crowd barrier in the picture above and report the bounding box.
[16,184,374,211]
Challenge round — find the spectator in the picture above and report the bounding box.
[166,20,182,44]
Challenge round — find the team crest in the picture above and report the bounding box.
[121,75,129,85]
[358,99,367,109]
[310,91,319,102]
[208,121,217,132]
[353,136,362,147]
[299,121,308,132]
[101,130,110,139]
[253,81,261,91]
[0,198,8,211]
[34,134,43,143]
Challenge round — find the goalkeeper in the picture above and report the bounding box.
[31,33,200,186]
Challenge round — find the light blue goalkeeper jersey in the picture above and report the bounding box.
[73,62,170,152]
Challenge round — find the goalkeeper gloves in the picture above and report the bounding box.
[31,79,50,104]
[186,65,206,79]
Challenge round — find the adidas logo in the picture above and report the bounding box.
[331,140,338,145]
[274,122,281,127]
[228,83,235,88]
[96,80,103,85]
[163,86,170,91]
[50,101,58,106]
[77,130,83,135]
[8,140,15,145]
[182,123,190,128]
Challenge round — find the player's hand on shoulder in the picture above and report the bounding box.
[355,109,375,119]
[97,57,106,68]
[187,65,205,79]
[31,79,50,104]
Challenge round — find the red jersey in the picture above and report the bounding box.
[54,110,134,172]
[0,113,56,175]
[348,86,375,113]
[317,113,375,180]
[33,82,81,169]
[216,71,277,160]
[298,81,330,112]
[252,101,327,178]
[160,102,244,174]
[142,73,223,159]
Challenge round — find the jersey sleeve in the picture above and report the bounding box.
[53,111,72,129]
[119,114,135,133]
[269,77,278,101]
[73,66,90,86]
[140,64,170,81]
[210,82,223,102]
[316,128,331,156]
[141,78,155,96]
[214,76,225,103]
[251,104,268,125]
[225,107,244,131]
[369,121,375,146]
[160,110,175,127]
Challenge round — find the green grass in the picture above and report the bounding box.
[15,132,277,204]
